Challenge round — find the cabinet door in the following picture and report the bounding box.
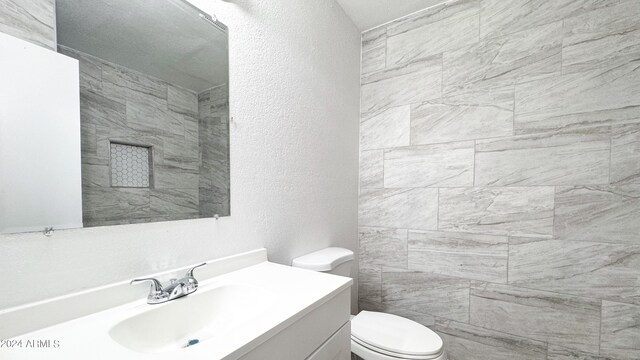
[0,32,82,233]
[307,322,351,360]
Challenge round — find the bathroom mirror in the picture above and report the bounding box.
[56,0,230,227]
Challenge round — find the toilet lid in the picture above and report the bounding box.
[351,311,443,357]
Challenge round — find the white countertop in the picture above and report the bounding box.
[0,260,352,360]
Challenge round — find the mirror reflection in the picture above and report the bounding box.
[56,0,230,227]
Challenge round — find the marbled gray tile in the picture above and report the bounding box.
[126,94,185,137]
[358,298,437,327]
[547,345,622,360]
[359,227,407,269]
[81,123,98,156]
[439,187,555,237]
[563,1,640,74]
[470,283,601,353]
[600,301,640,359]
[479,0,619,40]
[382,269,470,322]
[102,61,167,103]
[360,105,410,150]
[80,91,127,130]
[361,56,442,118]
[385,0,479,66]
[410,101,513,145]
[82,187,150,224]
[444,21,562,89]
[153,166,199,190]
[361,27,386,75]
[358,266,381,304]
[383,141,474,188]
[611,122,640,184]
[509,237,640,305]
[475,126,611,186]
[433,319,548,360]
[150,188,199,216]
[81,164,110,188]
[554,185,640,244]
[359,188,438,230]
[514,61,640,134]
[408,231,508,283]
[0,0,55,49]
[168,85,198,116]
[359,150,383,189]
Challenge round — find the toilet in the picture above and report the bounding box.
[292,248,447,360]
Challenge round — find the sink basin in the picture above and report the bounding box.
[109,284,275,353]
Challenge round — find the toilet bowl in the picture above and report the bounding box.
[292,248,447,360]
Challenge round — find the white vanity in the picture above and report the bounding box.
[0,249,352,359]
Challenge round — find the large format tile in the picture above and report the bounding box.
[0,0,55,49]
[360,105,410,150]
[359,188,438,230]
[358,298,437,327]
[514,61,640,134]
[479,0,619,40]
[439,187,555,237]
[383,141,474,188]
[509,237,640,305]
[167,85,198,116]
[554,185,640,244]
[547,345,622,360]
[444,21,562,90]
[150,188,199,217]
[410,101,513,145]
[385,0,479,66]
[433,319,548,360]
[126,94,185,137]
[80,91,127,130]
[600,301,640,359]
[102,61,167,103]
[475,127,611,186]
[611,122,640,184]
[470,283,601,353]
[361,27,386,75]
[408,231,508,283]
[358,266,381,304]
[359,227,407,269]
[382,269,470,322]
[359,150,383,189]
[563,1,640,74]
[361,56,442,118]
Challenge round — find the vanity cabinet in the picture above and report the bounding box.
[238,287,351,360]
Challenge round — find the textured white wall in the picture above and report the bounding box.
[0,0,360,310]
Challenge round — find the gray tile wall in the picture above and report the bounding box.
[59,46,222,226]
[358,0,640,359]
[198,85,230,217]
[0,0,55,49]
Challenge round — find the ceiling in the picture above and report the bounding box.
[56,0,228,92]
[335,0,448,31]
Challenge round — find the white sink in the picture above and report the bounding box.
[0,249,352,360]
[109,284,275,353]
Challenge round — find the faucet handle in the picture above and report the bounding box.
[130,278,163,295]
[185,262,207,277]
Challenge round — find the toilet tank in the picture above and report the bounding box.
[292,247,354,277]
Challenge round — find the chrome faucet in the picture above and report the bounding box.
[130,263,207,305]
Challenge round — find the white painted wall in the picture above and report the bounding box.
[0,0,360,311]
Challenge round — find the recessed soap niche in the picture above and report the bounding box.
[109,142,153,189]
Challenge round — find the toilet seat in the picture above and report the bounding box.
[350,311,445,360]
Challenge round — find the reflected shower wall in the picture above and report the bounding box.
[59,46,230,226]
